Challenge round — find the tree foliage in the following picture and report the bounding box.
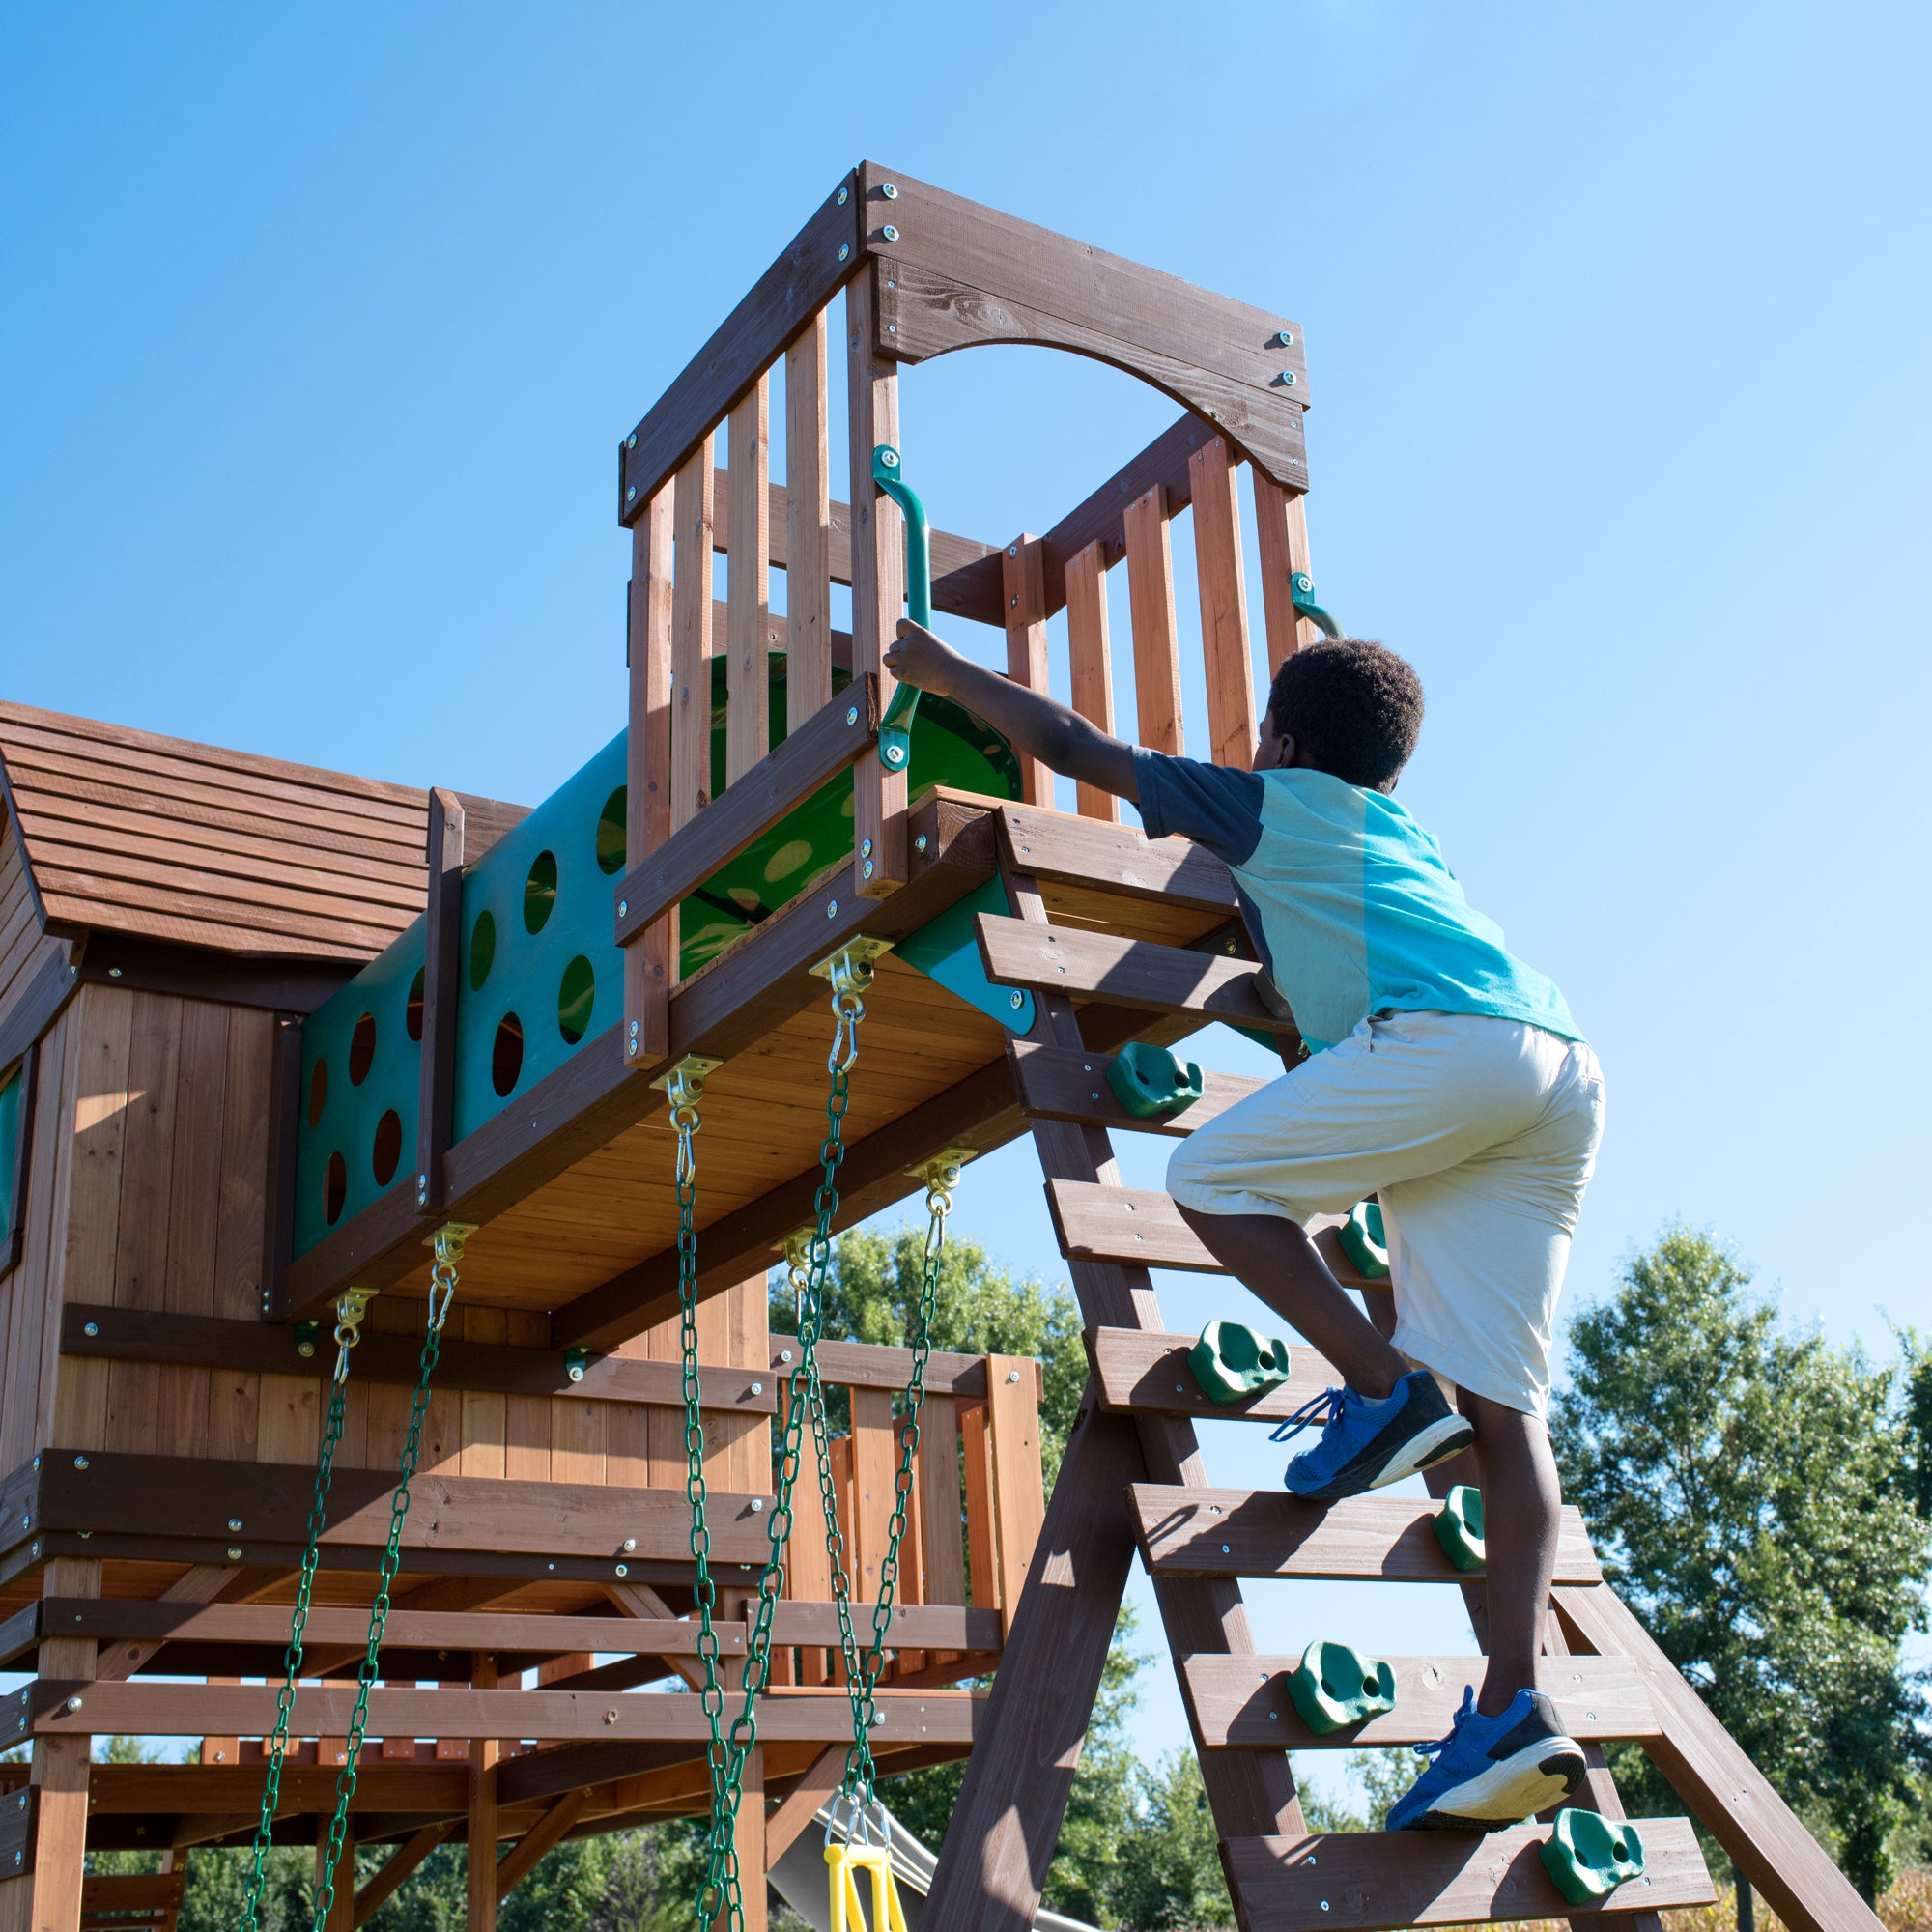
[1549,1225,1932,1900]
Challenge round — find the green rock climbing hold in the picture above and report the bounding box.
[1287,1638,1398,1735]
[1187,1321,1293,1404]
[1432,1484,1486,1572]
[1107,1042,1205,1120]
[1337,1199,1390,1278]
[1540,1809,1646,1907]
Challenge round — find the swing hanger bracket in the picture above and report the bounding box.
[333,1287,378,1342]
[421,1219,479,1251]
[650,1053,724,1121]
[810,935,895,1004]
[908,1146,977,1191]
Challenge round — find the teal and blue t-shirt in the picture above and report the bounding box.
[1132,750,1582,1053]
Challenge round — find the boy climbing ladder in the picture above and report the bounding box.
[883,619,1606,1833]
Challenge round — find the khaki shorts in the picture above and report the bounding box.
[1166,1009,1605,1417]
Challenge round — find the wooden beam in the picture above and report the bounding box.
[993,805,1239,916]
[762,1745,843,1861]
[619,170,861,521]
[30,1556,98,1932]
[1048,1179,1224,1272]
[91,1562,243,1683]
[493,1789,588,1904]
[1064,540,1118,824]
[415,788,465,1212]
[71,938,356,1015]
[1008,1040,1264,1139]
[1002,537,1052,807]
[1123,484,1183,756]
[353,1822,454,1929]
[0,949,78,1081]
[2,1041,36,1274]
[1188,434,1258,771]
[725,380,772,783]
[783,314,834,731]
[625,487,676,1067]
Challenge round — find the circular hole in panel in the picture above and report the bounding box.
[492,1013,525,1096]
[525,850,558,934]
[597,787,627,875]
[469,911,497,991]
[307,1060,328,1128]
[557,955,595,1045]
[324,1151,347,1225]
[348,1013,377,1086]
[371,1109,403,1187]
[406,967,425,1042]
[764,838,812,884]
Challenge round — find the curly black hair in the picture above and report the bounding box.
[1266,639,1424,790]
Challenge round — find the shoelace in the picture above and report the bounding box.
[1267,1385,1345,1445]
[1411,1684,1479,1761]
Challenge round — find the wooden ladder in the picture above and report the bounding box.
[922,877,1884,1932]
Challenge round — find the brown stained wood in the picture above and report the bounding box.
[984,1357,1043,1637]
[1064,542,1120,824]
[1552,1585,1881,1932]
[1252,469,1311,679]
[0,952,79,1114]
[469,1653,499,1932]
[1221,1819,1712,1932]
[417,789,466,1208]
[847,262,906,898]
[918,1393,965,1612]
[627,490,677,1066]
[611,677,877,946]
[31,1554,97,1932]
[784,315,835,732]
[1009,1041,1264,1140]
[1180,1652,1654,1749]
[995,806,1238,915]
[976,917,1297,1037]
[1132,1485,1602,1584]
[763,1745,844,1860]
[318,1817,355,1932]
[671,449,717,831]
[1084,1323,1357,1423]
[1188,436,1258,770]
[354,1824,454,1929]
[495,1788,590,1904]
[851,1387,896,1608]
[725,379,773,784]
[1123,486,1183,755]
[1002,537,1053,808]
[1049,1179,1220,1272]
[618,171,861,520]
[460,1304,508,1480]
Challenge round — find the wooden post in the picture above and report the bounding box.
[784,312,834,733]
[466,1654,499,1932]
[1064,541,1119,824]
[984,1357,1044,1635]
[1187,435,1257,770]
[671,447,717,830]
[1002,536,1052,806]
[725,379,772,783]
[317,1818,355,1932]
[851,1386,895,1609]
[1123,485,1183,755]
[415,789,465,1208]
[846,264,906,896]
[29,1556,99,1932]
[624,487,675,1067]
[1251,469,1317,680]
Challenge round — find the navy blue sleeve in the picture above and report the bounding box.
[1132,749,1265,867]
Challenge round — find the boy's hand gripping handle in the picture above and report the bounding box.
[871,443,930,772]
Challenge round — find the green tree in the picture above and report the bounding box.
[1549,1225,1932,1902]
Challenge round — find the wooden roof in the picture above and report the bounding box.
[0,700,430,962]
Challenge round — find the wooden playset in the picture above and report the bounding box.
[0,165,1883,1932]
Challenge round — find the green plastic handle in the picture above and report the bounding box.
[873,443,930,772]
[1290,571,1343,639]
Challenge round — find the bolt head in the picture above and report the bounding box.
[1009,992,1024,1009]
[618,898,628,917]
[64,1696,82,1714]
[838,243,850,262]
[751,1498,764,1512]
[862,860,874,880]
[750,1380,762,1395]
[627,1039,638,1058]
[881,224,899,242]
[861,838,873,856]
[885,744,906,766]
[913,835,928,854]
[227,1547,242,1561]
[614,1562,628,1577]
[826,900,838,919]
[83,1321,99,1338]
[626,432,637,449]
[1007,1370,1020,1383]
[622,1537,637,1553]
[1275,328,1295,347]
[881,183,898,199]
[1277,370,1296,386]
[887,324,896,334]
[227,1518,243,1532]
[837,185,849,205]
[567,1363,584,1381]
[846,705,859,724]
[625,484,637,502]
[108,965,123,979]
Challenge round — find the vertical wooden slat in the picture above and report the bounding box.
[784,1381,833,1687]
[417,788,466,1197]
[208,1009,270,1463]
[918,1393,965,1608]
[1002,536,1052,807]
[33,1554,99,1932]
[550,1386,605,1488]
[159,998,227,1462]
[1065,539,1119,824]
[605,1332,650,1488]
[852,1387,896,1608]
[467,1654,498,1932]
[784,313,834,733]
[625,489,676,1068]
[364,1294,417,1470]
[504,1308,551,1483]
[1188,435,1258,770]
[725,1274,769,1494]
[985,1357,1044,1639]
[1123,485,1183,755]
[459,1304,507,1479]
[670,450,717,832]
[725,379,772,783]
[846,265,906,896]
[958,1399,997,1615]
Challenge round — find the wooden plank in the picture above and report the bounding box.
[784,313,834,732]
[0,951,78,1085]
[918,1392,965,1612]
[958,1401,996,1616]
[1553,1584,1882,1932]
[1180,1652,1654,1749]
[984,1357,1043,1638]
[318,1817,355,1932]
[1009,1041,1264,1140]
[611,676,877,946]
[1084,1323,1348,1422]
[31,1554,98,1932]
[468,1654,499,1932]
[847,261,906,898]
[671,447,717,831]
[1131,1485,1603,1584]
[618,170,861,520]
[1188,435,1258,770]
[994,805,1238,915]
[976,916,1298,1037]
[354,1823,453,1929]
[1222,1818,1711,1932]
[1123,484,1183,755]
[851,1387,896,1607]
[1002,537,1052,807]
[158,997,226,1462]
[763,1744,843,1860]
[1063,541,1119,824]
[725,378,773,784]
[1252,469,1311,679]
[1049,1179,1220,1272]
[626,488,676,1067]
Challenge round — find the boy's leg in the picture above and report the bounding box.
[1176,1206,1410,1396]
[1460,1389,1561,1717]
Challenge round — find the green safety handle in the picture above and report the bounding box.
[872,443,931,771]
[1291,571,1343,639]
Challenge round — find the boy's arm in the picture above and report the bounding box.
[883,619,1138,805]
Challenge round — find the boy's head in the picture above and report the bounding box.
[1258,639,1423,792]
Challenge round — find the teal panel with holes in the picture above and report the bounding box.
[291,650,1021,1261]
[0,1064,21,1236]
[893,876,1034,1034]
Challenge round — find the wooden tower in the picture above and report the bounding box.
[0,165,1883,1932]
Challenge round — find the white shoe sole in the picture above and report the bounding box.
[1366,1414,1475,1491]
[1421,1739,1586,1826]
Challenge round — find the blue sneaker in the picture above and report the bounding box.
[1272,1370,1474,1502]
[1386,1684,1586,1831]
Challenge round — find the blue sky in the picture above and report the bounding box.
[5,3,1930,1794]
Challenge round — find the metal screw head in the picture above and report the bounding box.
[626,432,637,449]
[1009,991,1024,1009]
[605,1708,618,1723]
[618,899,628,917]
[881,183,898,199]
[1008,543,1018,556]
[1009,594,1019,608]
[226,1547,242,1561]
[881,224,899,242]
[846,705,859,724]
[781,1348,793,1363]
[750,1380,762,1395]
[83,1321,99,1338]
[622,1537,637,1553]
[625,484,638,501]
[614,1562,628,1577]
[1276,370,1297,386]
[861,838,873,857]
[751,1498,764,1512]
[884,744,906,766]
[862,860,874,880]
[887,324,896,334]
[838,243,850,262]
[108,966,123,979]
[1007,1370,1020,1384]
[913,834,928,854]
[73,1456,89,1470]
[837,185,849,205]
[826,899,838,919]
[1274,328,1295,347]
[64,1696,82,1714]
[627,1039,638,1058]
[227,1518,243,1532]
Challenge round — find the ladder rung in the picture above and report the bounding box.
[1130,1484,1603,1585]
[1179,1652,1656,1748]
[1222,1817,1713,1932]
[1087,1325,1341,1419]
[1009,1041,1265,1137]
[976,915,1298,1034]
